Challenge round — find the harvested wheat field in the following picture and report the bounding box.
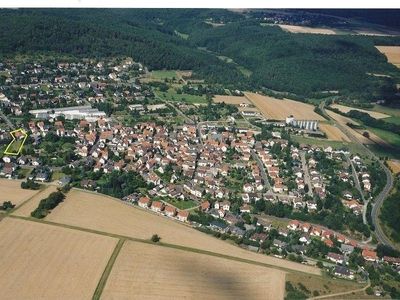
[331,104,390,119]
[278,24,336,35]
[47,189,320,275]
[0,217,117,300]
[213,95,250,105]
[388,160,400,174]
[0,178,39,208]
[319,123,350,142]
[102,241,286,300]
[326,110,390,146]
[11,185,58,217]
[244,92,324,121]
[376,46,400,68]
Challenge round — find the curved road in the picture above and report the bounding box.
[320,102,395,249]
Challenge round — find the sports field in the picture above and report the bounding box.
[102,241,286,300]
[0,217,117,300]
[244,92,324,121]
[46,189,320,275]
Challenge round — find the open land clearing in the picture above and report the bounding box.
[0,178,39,208]
[274,24,337,35]
[319,123,350,142]
[46,189,320,275]
[0,217,117,300]
[244,92,324,121]
[102,241,286,300]
[213,95,250,105]
[11,185,58,217]
[286,273,365,299]
[326,109,391,147]
[387,160,400,174]
[331,104,390,119]
[376,46,400,68]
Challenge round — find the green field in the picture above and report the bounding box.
[51,171,66,181]
[384,116,400,125]
[5,139,24,154]
[149,70,178,81]
[163,198,198,210]
[155,89,207,104]
[367,126,400,148]
[373,104,400,117]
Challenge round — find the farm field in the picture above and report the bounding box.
[244,92,324,121]
[376,46,400,68]
[0,178,39,208]
[331,104,390,119]
[272,24,337,35]
[46,189,320,275]
[102,241,286,300]
[0,217,117,300]
[11,185,58,217]
[387,160,400,174]
[326,110,391,146]
[319,123,350,142]
[213,95,250,105]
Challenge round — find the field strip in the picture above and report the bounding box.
[7,185,49,215]
[93,239,125,300]
[7,214,319,276]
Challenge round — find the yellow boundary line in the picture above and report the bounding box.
[4,128,28,156]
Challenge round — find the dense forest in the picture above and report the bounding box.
[1,9,400,102]
[380,180,400,242]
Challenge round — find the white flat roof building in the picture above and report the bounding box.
[29,105,106,120]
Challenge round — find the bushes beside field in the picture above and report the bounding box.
[31,191,65,219]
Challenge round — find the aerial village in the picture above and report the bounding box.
[1,57,398,289]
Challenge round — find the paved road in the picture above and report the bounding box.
[0,110,15,129]
[320,102,395,248]
[250,149,271,190]
[300,151,313,197]
[346,154,368,224]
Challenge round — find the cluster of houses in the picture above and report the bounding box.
[0,58,149,118]
[124,195,190,223]
[287,219,400,280]
[351,155,372,193]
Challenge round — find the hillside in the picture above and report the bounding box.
[1,9,400,102]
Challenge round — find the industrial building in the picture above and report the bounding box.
[285,115,319,131]
[29,105,106,121]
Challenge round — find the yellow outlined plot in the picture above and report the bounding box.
[4,128,28,156]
